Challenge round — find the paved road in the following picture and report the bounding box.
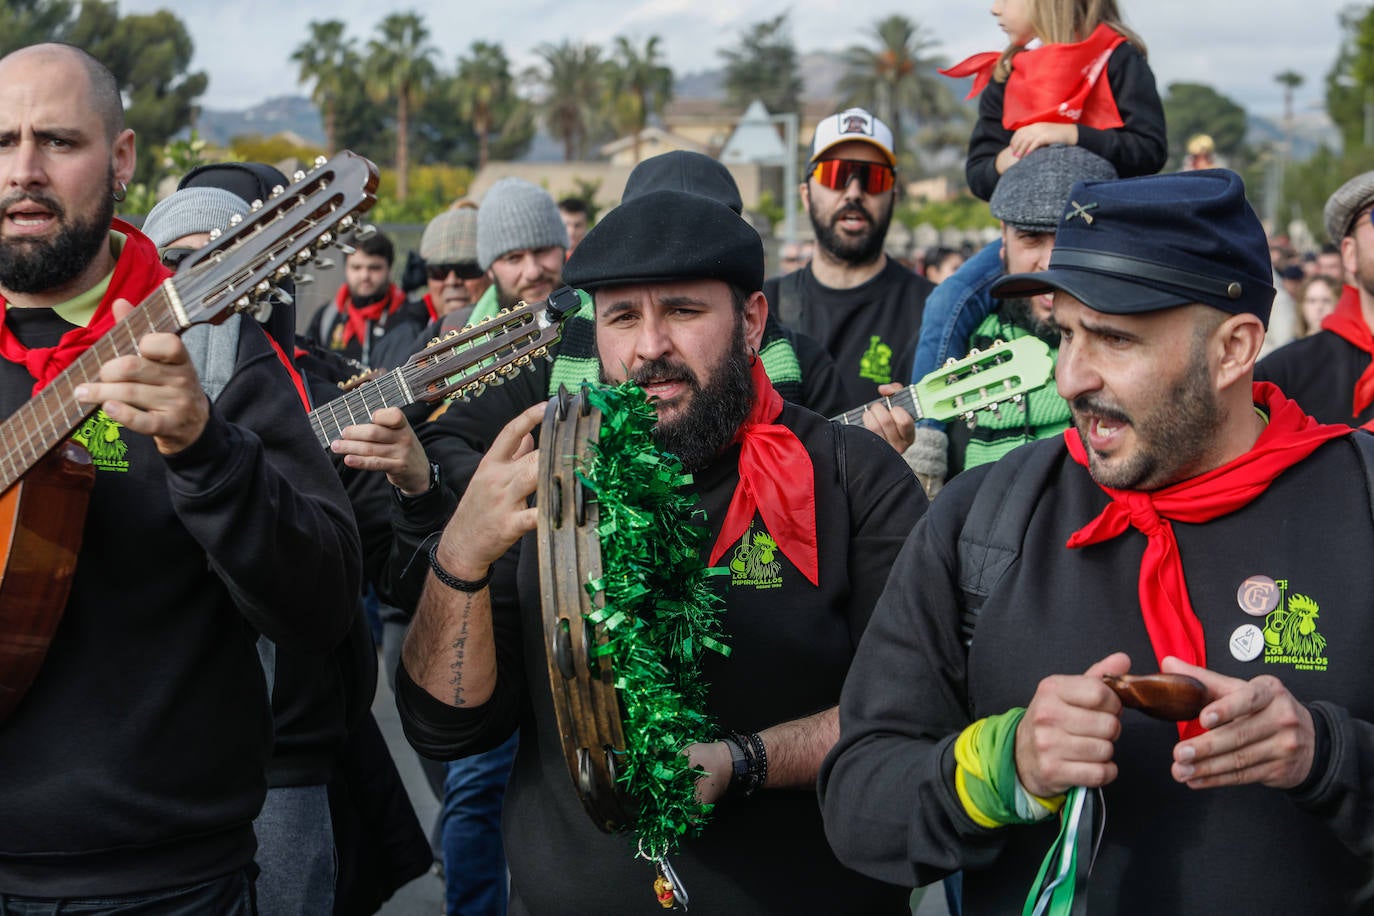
[370,665,951,916]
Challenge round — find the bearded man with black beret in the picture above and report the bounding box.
[394,188,926,914]
[821,170,1374,914]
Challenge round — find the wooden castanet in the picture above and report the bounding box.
[1103,672,1209,722]
[536,384,633,833]
[0,442,95,721]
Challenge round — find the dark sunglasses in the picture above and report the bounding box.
[811,159,896,194]
[426,262,485,281]
[160,246,198,271]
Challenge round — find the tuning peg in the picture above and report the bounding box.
[292,170,306,182]
[964,411,977,429]
[296,249,313,263]
[270,184,285,198]
[235,296,250,310]
[256,280,271,294]
[250,199,264,211]
[338,215,355,230]
[250,299,274,323]
[209,227,222,240]
[337,244,356,256]
[314,258,336,271]
[228,213,243,226]
[275,264,291,277]
[354,223,377,241]
[295,273,314,285]
[317,232,333,247]
[314,155,328,168]
[271,287,294,306]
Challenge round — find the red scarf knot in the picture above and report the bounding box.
[336,284,406,348]
[1064,382,1349,738]
[706,357,819,586]
[1320,284,1374,417]
[0,218,170,395]
[941,24,1127,132]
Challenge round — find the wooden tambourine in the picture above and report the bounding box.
[535,384,633,834]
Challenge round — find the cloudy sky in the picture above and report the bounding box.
[121,0,1352,118]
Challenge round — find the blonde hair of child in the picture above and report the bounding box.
[993,0,1147,82]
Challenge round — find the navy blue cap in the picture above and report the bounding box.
[563,189,764,293]
[992,170,1276,327]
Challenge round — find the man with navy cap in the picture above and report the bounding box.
[396,187,925,914]
[821,170,1374,914]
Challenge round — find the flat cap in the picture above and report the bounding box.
[563,189,764,293]
[993,170,1275,326]
[420,206,479,265]
[990,145,1117,233]
[1323,170,1374,243]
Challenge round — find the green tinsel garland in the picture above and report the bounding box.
[578,382,731,860]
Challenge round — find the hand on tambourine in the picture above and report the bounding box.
[331,406,430,494]
[1162,656,1316,791]
[74,298,210,456]
[686,741,732,805]
[438,401,546,578]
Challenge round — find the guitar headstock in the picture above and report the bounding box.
[914,336,1055,426]
[168,152,379,327]
[403,285,586,403]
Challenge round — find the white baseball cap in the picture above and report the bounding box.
[809,108,896,166]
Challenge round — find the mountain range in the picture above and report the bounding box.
[193,53,1338,163]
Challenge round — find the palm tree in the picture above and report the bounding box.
[365,11,437,202]
[1275,70,1305,132]
[291,20,358,154]
[610,35,674,164]
[838,15,954,170]
[533,41,606,161]
[455,41,516,171]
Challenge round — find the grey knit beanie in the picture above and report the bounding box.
[142,186,251,249]
[476,178,568,270]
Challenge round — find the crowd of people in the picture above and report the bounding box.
[3,9,1374,915]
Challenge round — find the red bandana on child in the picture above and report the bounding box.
[0,218,171,395]
[1064,382,1349,738]
[940,23,1127,131]
[1319,284,1374,417]
[706,357,819,586]
[336,284,406,349]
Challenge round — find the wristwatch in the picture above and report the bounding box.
[393,459,440,505]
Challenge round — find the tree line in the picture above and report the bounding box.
[10,0,1374,236]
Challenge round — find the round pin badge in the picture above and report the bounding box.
[1229,624,1264,662]
[1236,575,1280,617]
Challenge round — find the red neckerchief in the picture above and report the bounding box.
[1319,284,1374,416]
[940,24,1127,131]
[336,283,405,348]
[0,218,171,395]
[421,292,439,322]
[706,358,819,586]
[1064,382,1349,738]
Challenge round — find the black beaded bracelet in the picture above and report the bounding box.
[726,730,768,797]
[427,543,492,593]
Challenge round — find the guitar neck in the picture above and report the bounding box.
[832,384,925,427]
[0,284,181,494]
[309,366,416,447]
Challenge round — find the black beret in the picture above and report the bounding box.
[563,189,764,293]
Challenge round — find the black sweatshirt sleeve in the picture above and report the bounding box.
[819,465,1012,887]
[964,42,1167,201]
[164,321,361,653]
